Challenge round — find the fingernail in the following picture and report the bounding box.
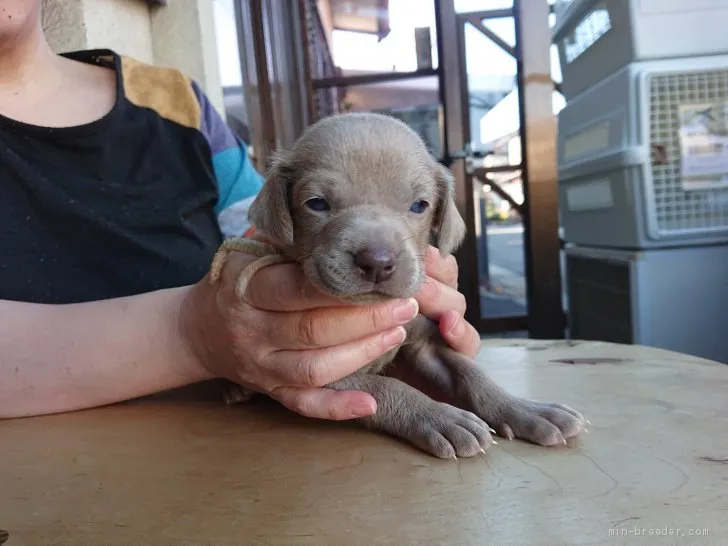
[383,326,407,348]
[393,298,418,323]
[446,314,465,337]
[349,402,375,418]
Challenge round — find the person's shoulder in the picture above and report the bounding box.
[117,53,204,131]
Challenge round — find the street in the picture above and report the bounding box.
[485,223,525,277]
[477,223,527,318]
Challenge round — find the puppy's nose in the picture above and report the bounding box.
[354,247,397,283]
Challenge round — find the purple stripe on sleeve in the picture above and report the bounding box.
[190,80,237,155]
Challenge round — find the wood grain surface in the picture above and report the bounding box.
[2,340,727,545]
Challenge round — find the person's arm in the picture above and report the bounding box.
[0,249,479,421]
[0,287,209,419]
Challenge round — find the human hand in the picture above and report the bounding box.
[180,250,418,421]
[415,246,481,358]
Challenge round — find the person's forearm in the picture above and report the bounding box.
[0,287,212,419]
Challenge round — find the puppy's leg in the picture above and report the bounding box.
[328,374,494,459]
[208,237,285,298]
[209,237,266,284]
[399,342,587,447]
[220,382,256,405]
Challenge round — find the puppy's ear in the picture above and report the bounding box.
[432,164,466,255]
[248,151,295,245]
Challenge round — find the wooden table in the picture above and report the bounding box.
[2,340,727,545]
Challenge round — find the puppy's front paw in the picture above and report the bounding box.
[408,402,494,459]
[489,399,587,446]
[221,381,256,405]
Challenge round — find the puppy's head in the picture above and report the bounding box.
[248,113,466,302]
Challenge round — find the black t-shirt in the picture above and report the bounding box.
[0,50,263,304]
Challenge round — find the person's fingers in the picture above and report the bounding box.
[423,246,459,289]
[439,310,481,358]
[269,326,407,387]
[415,276,467,320]
[270,386,377,420]
[221,253,350,311]
[273,297,418,349]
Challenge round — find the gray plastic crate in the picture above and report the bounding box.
[565,243,728,364]
[552,0,576,21]
[557,56,728,249]
[552,0,728,99]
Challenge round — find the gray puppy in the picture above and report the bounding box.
[211,112,587,459]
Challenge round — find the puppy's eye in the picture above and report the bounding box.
[305,197,330,212]
[409,200,429,214]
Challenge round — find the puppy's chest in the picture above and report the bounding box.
[355,314,438,376]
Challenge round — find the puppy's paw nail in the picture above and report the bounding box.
[452,455,458,461]
[584,428,589,433]
[489,427,497,434]
[502,424,515,441]
[479,448,487,454]
[562,439,568,446]
[491,440,498,445]
[585,419,592,426]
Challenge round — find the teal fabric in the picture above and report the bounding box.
[212,139,264,215]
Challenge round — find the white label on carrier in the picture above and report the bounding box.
[563,3,611,63]
[563,121,611,161]
[566,179,614,211]
[678,102,728,191]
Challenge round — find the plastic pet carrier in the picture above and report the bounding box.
[564,243,728,364]
[557,55,728,249]
[552,0,728,99]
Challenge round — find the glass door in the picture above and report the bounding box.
[437,0,565,337]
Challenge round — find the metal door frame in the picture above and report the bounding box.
[436,0,565,337]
